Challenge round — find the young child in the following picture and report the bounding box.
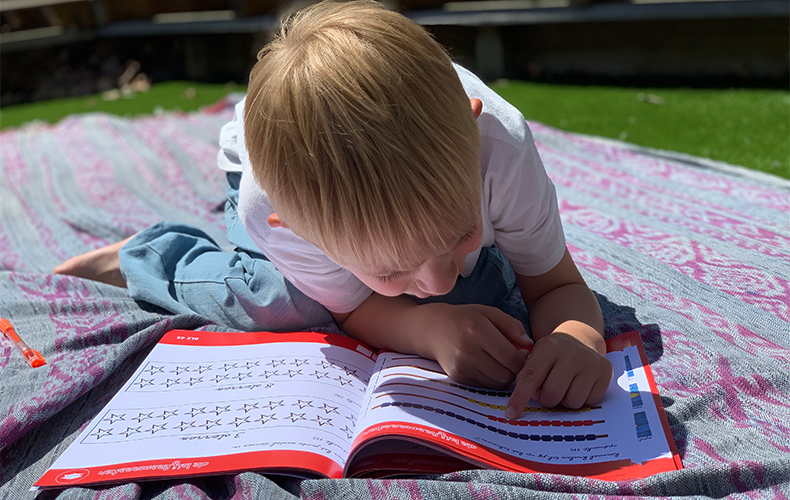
[56,0,612,419]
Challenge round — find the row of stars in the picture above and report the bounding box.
[102,401,343,424]
[133,371,356,389]
[143,360,359,376]
[90,415,355,440]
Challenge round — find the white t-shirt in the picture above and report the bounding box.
[217,64,566,313]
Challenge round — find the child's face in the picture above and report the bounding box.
[345,218,484,299]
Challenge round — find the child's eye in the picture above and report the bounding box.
[458,232,474,245]
[375,272,406,283]
[456,224,478,246]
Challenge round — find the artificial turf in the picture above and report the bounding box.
[491,81,789,180]
[1,80,788,179]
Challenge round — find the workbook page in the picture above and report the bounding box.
[350,333,675,478]
[35,331,377,488]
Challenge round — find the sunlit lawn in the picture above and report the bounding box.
[492,81,789,180]
[1,80,788,179]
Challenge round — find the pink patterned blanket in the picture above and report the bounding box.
[1,97,789,499]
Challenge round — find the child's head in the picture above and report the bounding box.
[244,0,482,297]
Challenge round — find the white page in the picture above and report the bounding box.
[353,344,672,468]
[46,333,376,477]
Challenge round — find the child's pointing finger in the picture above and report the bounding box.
[504,350,553,419]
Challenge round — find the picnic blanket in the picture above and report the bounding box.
[1,96,789,499]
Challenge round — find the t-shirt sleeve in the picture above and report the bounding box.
[217,101,244,173]
[486,127,566,277]
[254,228,374,314]
[237,170,373,314]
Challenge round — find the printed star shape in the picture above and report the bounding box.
[133,412,154,423]
[348,414,357,425]
[290,358,309,367]
[222,363,238,372]
[311,415,333,427]
[245,361,260,369]
[341,366,358,377]
[90,428,113,440]
[103,413,125,424]
[178,421,197,432]
[203,419,222,430]
[319,361,334,370]
[263,400,285,410]
[341,425,354,439]
[236,372,252,381]
[188,407,207,418]
[287,369,302,378]
[188,377,204,386]
[335,376,353,386]
[158,409,179,420]
[144,365,164,375]
[163,378,181,388]
[255,413,277,425]
[135,378,156,389]
[267,359,286,368]
[146,423,167,434]
[261,370,278,379]
[319,403,340,415]
[123,426,142,438]
[311,371,331,380]
[173,365,190,375]
[293,399,314,409]
[213,405,232,416]
[196,365,213,374]
[232,416,251,427]
[287,412,307,423]
[240,403,259,413]
[212,374,230,384]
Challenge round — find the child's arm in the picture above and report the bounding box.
[333,295,533,389]
[505,248,612,418]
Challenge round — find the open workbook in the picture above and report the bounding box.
[34,329,681,489]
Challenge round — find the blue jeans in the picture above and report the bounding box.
[119,173,518,332]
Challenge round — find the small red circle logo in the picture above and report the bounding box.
[55,469,90,483]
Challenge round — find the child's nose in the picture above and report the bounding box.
[416,259,457,296]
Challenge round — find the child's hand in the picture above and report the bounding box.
[504,332,612,418]
[424,303,533,389]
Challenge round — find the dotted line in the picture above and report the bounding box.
[380,375,602,413]
[379,401,607,442]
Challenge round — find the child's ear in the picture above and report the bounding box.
[470,98,483,119]
[267,213,286,228]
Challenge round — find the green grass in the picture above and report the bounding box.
[1,80,788,179]
[491,81,790,179]
[0,81,243,129]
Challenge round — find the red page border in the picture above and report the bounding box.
[159,330,376,360]
[350,419,678,480]
[35,450,343,489]
[607,330,683,472]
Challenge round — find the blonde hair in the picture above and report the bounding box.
[244,0,481,274]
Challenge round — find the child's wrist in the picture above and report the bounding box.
[551,320,606,356]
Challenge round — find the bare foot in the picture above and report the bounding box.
[54,236,135,288]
